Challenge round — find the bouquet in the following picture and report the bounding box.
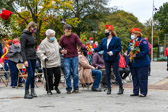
[129,40,140,62]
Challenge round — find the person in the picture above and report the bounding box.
[95,41,99,47]
[145,38,152,76]
[37,29,63,95]
[127,28,150,97]
[165,46,168,70]
[92,51,105,69]
[59,24,86,94]
[78,48,102,92]
[7,38,23,88]
[119,53,130,80]
[93,24,124,95]
[20,21,37,99]
[92,51,107,87]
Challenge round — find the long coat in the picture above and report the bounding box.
[78,54,94,84]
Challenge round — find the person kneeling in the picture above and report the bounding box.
[79,48,102,92]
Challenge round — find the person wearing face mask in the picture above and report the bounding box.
[95,41,99,47]
[37,29,64,95]
[7,38,23,88]
[20,21,38,99]
[59,24,86,94]
[92,25,123,95]
[78,48,102,92]
[127,28,150,97]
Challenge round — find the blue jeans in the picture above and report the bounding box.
[64,56,79,91]
[130,66,149,96]
[25,59,36,90]
[8,60,22,86]
[105,60,123,89]
[4,60,9,78]
[92,69,102,88]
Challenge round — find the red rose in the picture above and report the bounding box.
[135,41,139,47]
[84,39,87,41]
[130,40,133,43]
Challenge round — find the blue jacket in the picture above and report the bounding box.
[126,37,150,68]
[94,36,121,62]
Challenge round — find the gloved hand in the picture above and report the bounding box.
[44,58,48,62]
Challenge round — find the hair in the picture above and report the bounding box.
[63,24,72,30]
[133,31,143,37]
[26,21,37,31]
[45,29,56,37]
[109,29,117,37]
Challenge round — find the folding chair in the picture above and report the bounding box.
[16,63,28,89]
[0,63,10,86]
[35,70,43,88]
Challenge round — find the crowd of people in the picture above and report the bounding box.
[0,21,151,99]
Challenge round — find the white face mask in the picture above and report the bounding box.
[131,35,136,40]
[90,41,94,44]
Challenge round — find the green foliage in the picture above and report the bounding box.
[157,56,167,61]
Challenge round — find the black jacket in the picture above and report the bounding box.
[20,30,36,62]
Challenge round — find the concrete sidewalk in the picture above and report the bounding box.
[0,62,168,112]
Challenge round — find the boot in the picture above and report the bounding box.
[31,88,37,97]
[107,88,111,95]
[24,90,33,99]
[117,87,124,95]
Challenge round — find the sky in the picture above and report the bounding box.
[109,0,168,24]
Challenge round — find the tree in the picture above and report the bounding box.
[0,0,79,44]
[62,0,110,36]
[154,2,168,46]
[97,10,147,52]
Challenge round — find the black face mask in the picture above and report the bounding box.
[105,32,110,37]
[84,52,88,56]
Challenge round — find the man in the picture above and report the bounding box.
[165,46,168,70]
[59,24,86,94]
[144,38,152,76]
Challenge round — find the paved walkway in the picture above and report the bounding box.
[0,62,168,112]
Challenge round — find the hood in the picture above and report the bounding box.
[22,29,32,35]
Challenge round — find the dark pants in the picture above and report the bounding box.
[130,65,149,96]
[8,60,22,86]
[105,60,123,89]
[119,67,130,79]
[43,67,61,91]
[4,59,8,78]
[91,69,102,88]
[25,59,36,90]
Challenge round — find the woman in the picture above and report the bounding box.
[20,21,37,99]
[127,29,150,97]
[78,48,102,92]
[93,25,123,95]
[7,38,23,88]
[37,29,63,95]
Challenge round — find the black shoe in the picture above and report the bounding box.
[107,88,111,95]
[24,90,33,99]
[12,86,15,88]
[55,88,61,94]
[18,84,23,87]
[31,88,37,97]
[72,89,79,93]
[130,94,139,96]
[117,88,124,95]
[139,94,146,97]
[92,88,102,92]
[67,90,71,94]
[47,91,52,95]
